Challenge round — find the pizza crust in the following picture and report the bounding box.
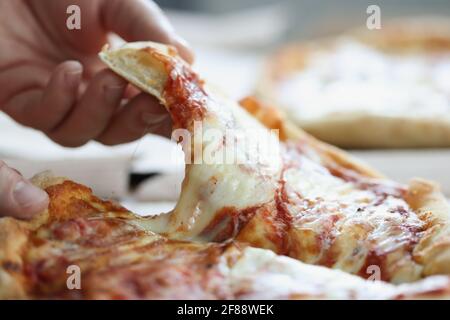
[407,179,450,276]
[0,172,71,299]
[99,42,173,104]
[291,115,450,149]
[0,218,28,299]
[30,171,68,190]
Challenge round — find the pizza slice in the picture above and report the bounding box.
[1,173,450,299]
[99,42,450,284]
[256,18,450,148]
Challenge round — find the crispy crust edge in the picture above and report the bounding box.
[0,172,67,299]
[0,217,28,299]
[408,179,450,276]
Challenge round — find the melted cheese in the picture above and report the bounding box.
[280,146,424,282]
[166,90,282,240]
[276,40,450,123]
[15,175,450,299]
[101,42,429,283]
[231,247,450,299]
[101,43,282,241]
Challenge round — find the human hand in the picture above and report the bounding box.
[0,161,49,219]
[0,0,192,147]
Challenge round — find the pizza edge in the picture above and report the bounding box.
[0,172,142,299]
[0,173,65,299]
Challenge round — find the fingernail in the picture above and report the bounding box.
[104,84,126,104]
[13,181,48,209]
[65,70,82,88]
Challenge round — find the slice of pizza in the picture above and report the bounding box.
[99,41,450,284]
[1,173,450,299]
[256,18,450,148]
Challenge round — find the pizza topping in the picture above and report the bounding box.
[275,40,450,122]
[232,141,426,281]
[99,42,436,283]
[45,217,143,247]
[45,181,129,221]
[140,48,208,129]
[199,206,261,242]
[80,243,233,300]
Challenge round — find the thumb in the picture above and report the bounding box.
[0,161,49,219]
[102,0,194,63]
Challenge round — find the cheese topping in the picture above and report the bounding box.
[278,144,424,281]
[3,41,450,300]
[276,39,450,122]
[9,175,448,299]
[100,42,431,283]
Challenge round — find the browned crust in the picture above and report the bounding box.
[1,174,235,299]
[0,173,68,299]
[30,171,68,190]
[0,172,138,299]
[0,218,28,299]
[407,179,450,276]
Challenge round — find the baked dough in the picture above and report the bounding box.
[257,18,450,148]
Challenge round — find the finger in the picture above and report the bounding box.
[0,161,49,219]
[48,69,127,147]
[33,61,83,131]
[38,61,83,131]
[0,63,50,124]
[124,84,141,99]
[96,93,172,145]
[1,61,82,131]
[101,0,194,63]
